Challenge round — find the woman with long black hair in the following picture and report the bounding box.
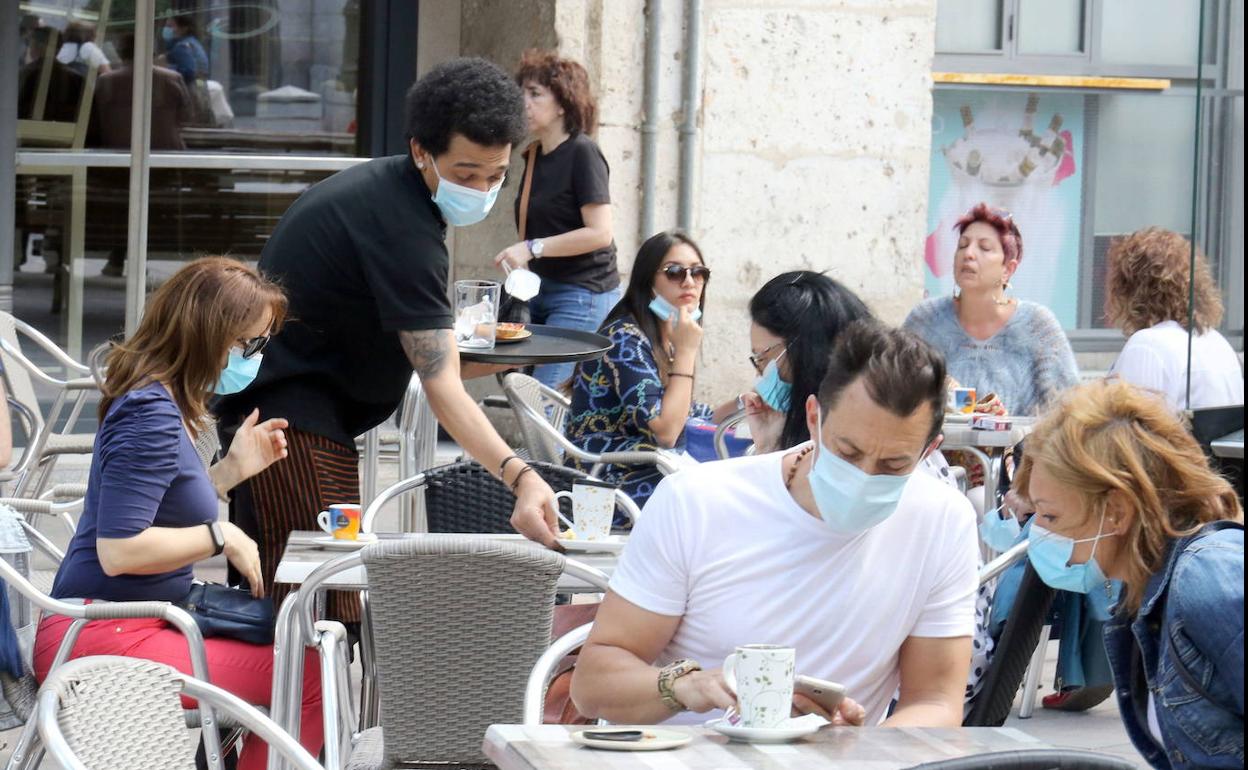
[741,271,873,453]
[564,230,734,507]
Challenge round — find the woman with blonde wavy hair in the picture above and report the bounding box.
[1017,380,1243,769]
[34,257,325,768]
[1106,227,1243,411]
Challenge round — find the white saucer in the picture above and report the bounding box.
[312,533,378,550]
[706,714,826,743]
[557,534,628,553]
[571,728,691,751]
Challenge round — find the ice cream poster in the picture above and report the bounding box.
[926,91,1084,328]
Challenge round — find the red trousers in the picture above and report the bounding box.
[35,613,324,770]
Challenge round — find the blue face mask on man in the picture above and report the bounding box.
[428,157,503,227]
[213,348,262,395]
[979,506,1023,552]
[808,408,915,534]
[648,294,701,324]
[1028,507,1120,596]
[754,351,792,412]
[161,26,175,43]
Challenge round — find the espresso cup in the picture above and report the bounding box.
[722,644,796,729]
[317,503,361,541]
[554,479,616,540]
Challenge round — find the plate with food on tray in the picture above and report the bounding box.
[495,323,532,343]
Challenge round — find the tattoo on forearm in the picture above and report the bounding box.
[400,329,450,380]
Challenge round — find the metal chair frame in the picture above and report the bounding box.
[268,539,609,770]
[0,313,98,499]
[0,556,218,770]
[501,372,679,478]
[360,460,643,535]
[36,656,324,770]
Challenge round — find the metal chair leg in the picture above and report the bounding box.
[7,711,44,770]
[1018,624,1052,719]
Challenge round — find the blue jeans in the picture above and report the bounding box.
[528,279,620,388]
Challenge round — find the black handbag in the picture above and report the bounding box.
[178,582,275,645]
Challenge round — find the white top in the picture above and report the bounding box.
[56,40,109,70]
[1147,693,1166,749]
[1110,321,1244,411]
[610,451,980,726]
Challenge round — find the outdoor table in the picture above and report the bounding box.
[267,530,622,766]
[483,723,1050,770]
[1211,428,1244,459]
[940,416,1036,518]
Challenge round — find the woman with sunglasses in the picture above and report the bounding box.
[1014,380,1243,770]
[34,257,325,768]
[564,230,731,508]
[739,271,872,453]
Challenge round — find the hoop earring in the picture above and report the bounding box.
[993,280,1012,306]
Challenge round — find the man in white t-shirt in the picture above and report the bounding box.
[572,321,980,727]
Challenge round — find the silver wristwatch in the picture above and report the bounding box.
[526,238,545,259]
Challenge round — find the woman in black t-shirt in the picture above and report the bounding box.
[494,50,621,388]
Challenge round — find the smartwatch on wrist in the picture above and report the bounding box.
[526,238,545,259]
[657,658,701,712]
[205,521,226,557]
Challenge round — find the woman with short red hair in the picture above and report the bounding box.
[904,202,1078,417]
[494,50,621,389]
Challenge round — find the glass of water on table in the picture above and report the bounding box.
[454,280,500,350]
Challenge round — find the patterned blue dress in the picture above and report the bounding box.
[565,314,712,509]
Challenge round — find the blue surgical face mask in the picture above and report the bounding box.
[428,157,503,227]
[213,348,262,395]
[161,26,175,43]
[754,351,791,412]
[979,506,1023,552]
[1027,509,1119,595]
[808,409,914,534]
[648,294,702,324]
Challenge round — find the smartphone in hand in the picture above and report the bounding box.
[793,675,846,716]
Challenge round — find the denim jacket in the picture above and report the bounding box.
[1104,521,1244,770]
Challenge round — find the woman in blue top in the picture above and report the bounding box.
[565,230,733,508]
[1016,380,1243,770]
[33,257,324,769]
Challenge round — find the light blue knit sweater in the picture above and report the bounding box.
[904,297,1079,416]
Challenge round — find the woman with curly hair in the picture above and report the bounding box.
[493,50,620,389]
[1106,227,1243,411]
[1017,380,1243,769]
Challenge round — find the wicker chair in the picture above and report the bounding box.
[361,460,641,535]
[37,656,323,770]
[289,536,607,770]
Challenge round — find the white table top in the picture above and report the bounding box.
[940,416,1036,450]
[1211,429,1244,459]
[274,531,619,593]
[483,724,1050,770]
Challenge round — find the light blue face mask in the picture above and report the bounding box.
[428,157,503,227]
[754,351,791,412]
[213,348,262,396]
[808,409,914,534]
[648,294,702,324]
[979,506,1023,552]
[161,26,175,43]
[1027,509,1120,595]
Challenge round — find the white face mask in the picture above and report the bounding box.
[428,157,503,226]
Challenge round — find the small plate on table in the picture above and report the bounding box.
[557,533,628,553]
[312,533,378,550]
[706,714,827,743]
[572,728,691,751]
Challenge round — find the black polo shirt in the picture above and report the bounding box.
[216,154,452,447]
[514,132,619,292]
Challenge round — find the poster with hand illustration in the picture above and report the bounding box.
[926,91,1084,328]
